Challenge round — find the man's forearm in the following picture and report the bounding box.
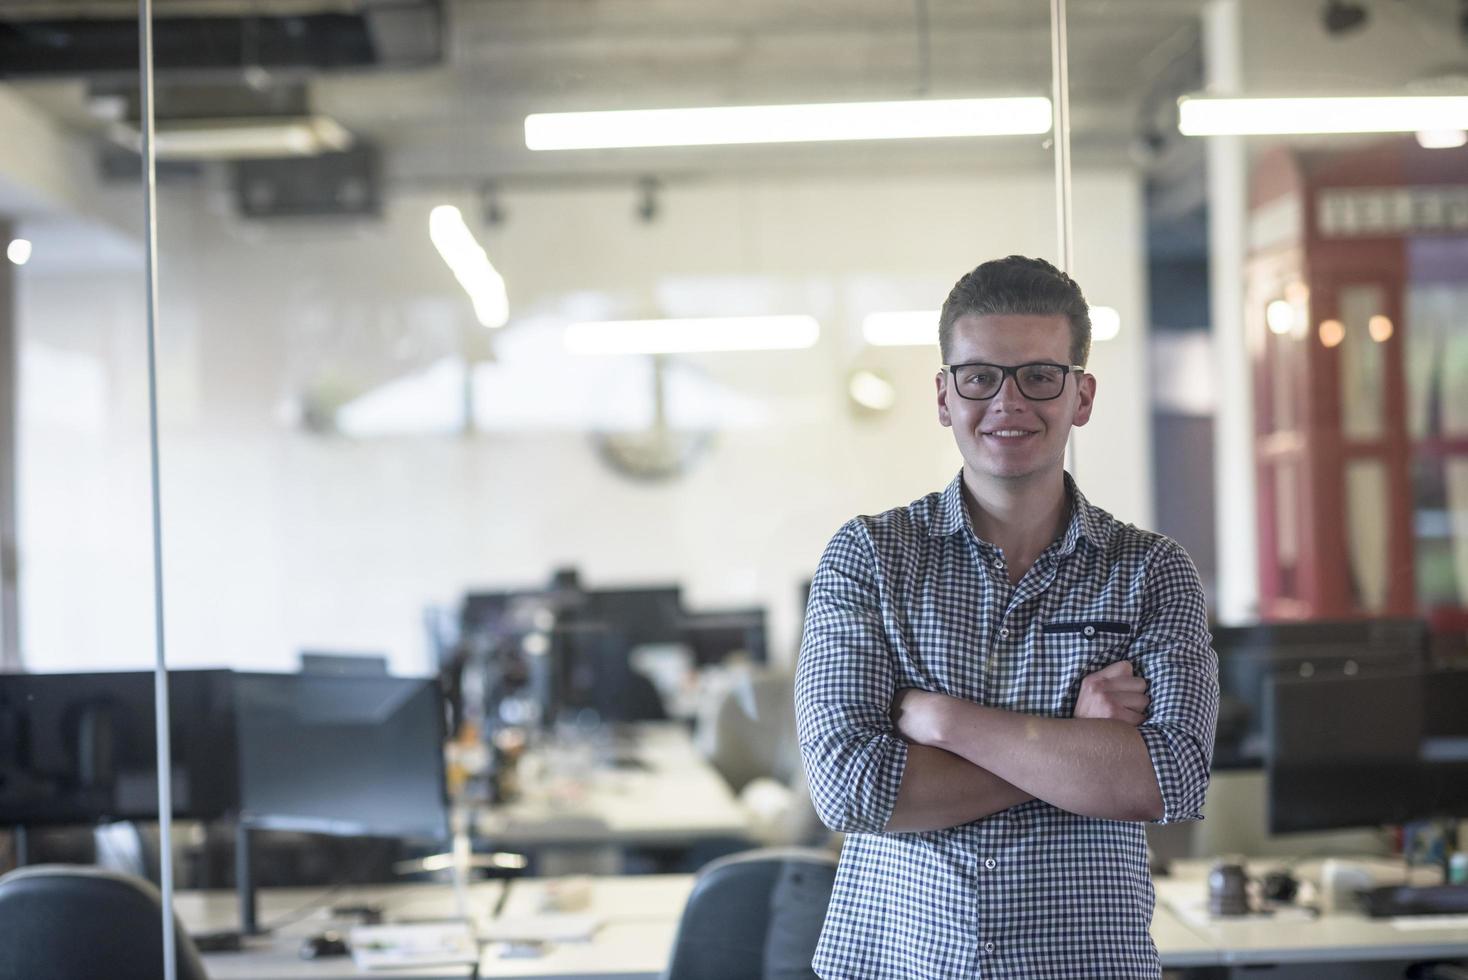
[927,703,1163,821]
[884,743,1033,833]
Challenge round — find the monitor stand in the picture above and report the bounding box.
[236,821,260,936]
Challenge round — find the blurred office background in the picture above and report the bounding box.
[0,0,1467,975]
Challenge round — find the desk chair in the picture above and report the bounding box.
[665,846,837,980]
[0,864,209,980]
[702,672,824,847]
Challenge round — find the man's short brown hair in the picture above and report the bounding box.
[938,255,1092,367]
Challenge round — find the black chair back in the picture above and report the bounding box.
[0,864,209,980]
[665,846,837,980]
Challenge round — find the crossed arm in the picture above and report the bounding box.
[883,661,1162,832]
[795,522,1217,837]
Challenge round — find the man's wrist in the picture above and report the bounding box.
[927,695,958,750]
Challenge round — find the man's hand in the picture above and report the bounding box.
[890,688,955,746]
[1074,659,1150,726]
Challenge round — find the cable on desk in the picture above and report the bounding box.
[254,881,351,934]
[491,878,513,919]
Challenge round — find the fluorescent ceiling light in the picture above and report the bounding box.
[7,239,31,266]
[564,316,819,355]
[430,205,509,329]
[1178,95,1468,136]
[1417,129,1468,149]
[863,311,937,347]
[862,306,1120,346]
[111,115,353,160]
[526,97,1052,150]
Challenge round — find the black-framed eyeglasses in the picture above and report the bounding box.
[943,361,1084,401]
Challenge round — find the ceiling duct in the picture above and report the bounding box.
[0,0,442,80]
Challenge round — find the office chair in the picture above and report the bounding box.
[664,846,837,980]
[0,864,209,980]
[701,671,824,846]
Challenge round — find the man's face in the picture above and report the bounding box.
[935,313,1095,485]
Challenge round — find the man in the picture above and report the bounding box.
[795,256,1218,979]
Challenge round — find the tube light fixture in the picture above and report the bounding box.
[1178,95,1468,136]
[1416,129,1468,149]
[429,205,509,329]
[526,97,1052,151]
[564,316,819,355]
[111,115,353,160]
[862,306,1121,347]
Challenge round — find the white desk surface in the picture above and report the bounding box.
[1156,858,1468,966]
[185,876,693,980]
[187,859,1468,978]
[476,724,751,847]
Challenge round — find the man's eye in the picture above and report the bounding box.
[966,370,997,386]
[1022,368,1056,384]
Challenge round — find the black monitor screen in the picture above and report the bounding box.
[234,673,447,844]
[1266,667,1468,834]
[1212,618,1427,770]
[680,610,768,666]
[0,670,238,825]
[580,587,683,650]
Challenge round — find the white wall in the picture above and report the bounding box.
[17,167,1151,674]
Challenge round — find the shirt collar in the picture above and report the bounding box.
[930,469,1106,556]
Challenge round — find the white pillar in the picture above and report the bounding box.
[1204,0,1259,624]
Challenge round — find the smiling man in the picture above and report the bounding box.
[795,256,1219,979]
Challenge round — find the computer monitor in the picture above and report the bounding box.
[1266,667,1468,834]
[233,672,448,843]
[579,586,684,650]
[1211,618,1428,769]
[0,670,239,825]
[231,672,450,934]
[679,609,768,666]
[542,621,665,724]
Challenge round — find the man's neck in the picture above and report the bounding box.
[961,467,1071,576]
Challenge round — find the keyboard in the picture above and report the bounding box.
[1360,884,1468,918]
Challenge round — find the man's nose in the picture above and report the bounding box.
[990,374,1029,410]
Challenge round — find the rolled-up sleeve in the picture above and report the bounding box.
[794,520,909,834]
[1132,540,1220,824]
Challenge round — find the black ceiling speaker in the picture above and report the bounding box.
[1322,0,1369,36]
[232,145,380,219]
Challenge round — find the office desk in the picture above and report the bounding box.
[188,859,1468,979]
[1156,859,1468,969]
[187,876,691,980]
[190,873,1225,979]
[477,724,752,850]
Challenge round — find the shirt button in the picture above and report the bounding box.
[984,941,996,954]
[999,628,1010,639]
[993,559,1004,570]
[1083,625,1096,637]
[984,858,997,870]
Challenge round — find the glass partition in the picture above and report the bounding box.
[0,0,165,918]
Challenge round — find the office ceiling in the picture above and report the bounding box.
[2,0,1212,185]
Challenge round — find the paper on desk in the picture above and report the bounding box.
[1171,898,1317,927]
[1389,915,1468,931]
[348,922,478,969]
[478,914,601,942]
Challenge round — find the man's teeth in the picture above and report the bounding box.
[990,430,1032,437]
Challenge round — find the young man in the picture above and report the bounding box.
[795,256,1219,979]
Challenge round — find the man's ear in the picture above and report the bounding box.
[1072,372,1096,428]
[936,371,953,428]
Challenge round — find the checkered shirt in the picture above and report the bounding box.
[795,471,1219,980]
